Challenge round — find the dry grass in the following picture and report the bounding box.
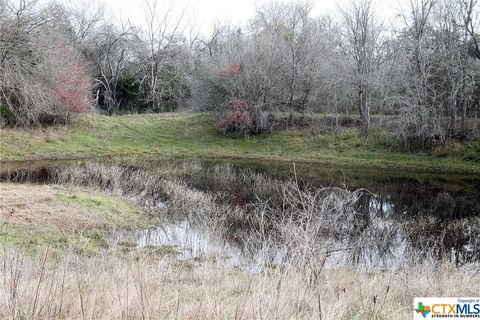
[0,183,145,234]
[0,184,101,233]
[0,246,478,320]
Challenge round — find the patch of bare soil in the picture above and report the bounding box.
[0,184,103,233]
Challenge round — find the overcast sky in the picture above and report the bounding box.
[101,0,404,36]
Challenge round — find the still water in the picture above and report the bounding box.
[139,159,480,270]
[1,158,479,270]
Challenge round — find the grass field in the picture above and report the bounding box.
[1,112,479,173]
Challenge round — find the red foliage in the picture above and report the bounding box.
[231,97,249,111]
[216,64,251,133]
[219,64,241,78]
[216,98,252,133]
[51,45,91,113]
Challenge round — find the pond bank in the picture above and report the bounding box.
[1,113,479,174]
[0,183,154,254]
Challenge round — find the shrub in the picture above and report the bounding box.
[216,98,252,135]
[51,45,91,114]
[0,105,14,126]
[119,75,142,110]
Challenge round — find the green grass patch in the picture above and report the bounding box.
[0,224,107,257]
[1,113,479,174]
[54,191,148,229]
[0,224,67,250]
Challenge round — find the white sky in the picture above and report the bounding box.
[103,0,405,36]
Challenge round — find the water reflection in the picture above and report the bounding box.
[133,167,479,270]
[171,160,480,268]
[116,220,291,273]
[325,190,480,269]
[136,221,240,260]
[1,158,479,270]
[119,191,479,272]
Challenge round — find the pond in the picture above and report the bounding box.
[1,157,479,271]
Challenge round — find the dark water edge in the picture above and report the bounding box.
[157,158,480,269]
[1,157,479,270]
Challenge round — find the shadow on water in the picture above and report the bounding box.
[1,157,479,270]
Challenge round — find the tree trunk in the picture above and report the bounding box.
[449,98,456,137]
[358,83,369,135]
[461,99,467,137]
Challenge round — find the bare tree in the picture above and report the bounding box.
[0,0,90,126]
[254,1,324,114]
[86,24,132,114]
[399,0,438,149]
[66,0,104,46]
[459,0,480,136]
[338,0,384,135]
[142,0,186,111]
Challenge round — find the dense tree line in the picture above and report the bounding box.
[0,0,91,125]
[1,0,479,149]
